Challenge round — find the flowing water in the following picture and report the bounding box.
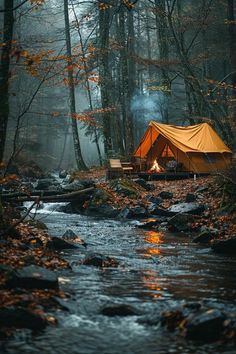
[3,203,236,354]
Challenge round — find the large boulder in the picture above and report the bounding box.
[137,218,160,229]
[159,191,173,200]
[85,204,120,218]
[59,170,67,179]
[186,309,226,341]
[150,206,176,217]
[0,307,47,330]
[81,253,119,268]
[47,236,83,250]
[193,230,214,244]
[168,202,206,215]
[26,219,48,230]
[185,193,196,202]
[127,206,148,219]
[62,180,84,192]
[148,196,163,205]
[62,179,94,192]
[168,213,195,232]
[6,265,59,290]
[35,178,59,190]
[110,178,140,197]
[211,236,236,254]
[101,304,138,317]
[62,229,87,247]
[85,188,119,217]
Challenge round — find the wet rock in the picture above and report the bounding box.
[59,170,67,179]
[51,297,72,312]
[185,193,196,202]
[62,181,85,192]
[168,213,195,232]
[159,191,173,199]
[101,304,138,317]
[211,236,236,254]
[161,309,185,332]
[81,253,119,267]
[62,229,87,247]
[0,264,14,275]
[47,236,80,250]
[127,206,148,219]
[6,265,59,290]
[168,202,206,215]
[186,309,226,341]
[150,207,175,217]
[193,230,214,244]
[195,185,208,193]
[118,207,130,219]
[137,219,160,229]
[27,237,44,249]
[0,307,47,330]
[85,204,120,218]
[86,188,112,208]
[148,196,163,205]
[36,178,59,190]
[159,221,168,230]
[183,302,202,311]
[27,219,48,230]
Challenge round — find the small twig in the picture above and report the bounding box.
[0,200,38,237]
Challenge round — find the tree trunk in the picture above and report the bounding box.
[227,0,236,148]
[119,6,134,156]
[0,0,14,163]
[71,4,103,166]
[98,4,112,156]
[64,0,87,170]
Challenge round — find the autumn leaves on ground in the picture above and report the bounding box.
[0,164,236,339]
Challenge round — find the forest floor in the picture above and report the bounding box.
[0,168,236,338]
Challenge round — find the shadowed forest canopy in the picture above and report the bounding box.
[0,0,235,171]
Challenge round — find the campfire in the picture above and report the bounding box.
[149,160,164,173]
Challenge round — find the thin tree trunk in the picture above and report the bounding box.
[98,4,112,156]
[64,0,87,170]
[71,3,103,166]
[0,0,14,163]
[227,0,236,149]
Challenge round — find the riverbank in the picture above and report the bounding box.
[0,170,236,352]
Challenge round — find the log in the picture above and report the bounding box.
[1,187,95,203]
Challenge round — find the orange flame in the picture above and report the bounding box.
[149,160,163,173]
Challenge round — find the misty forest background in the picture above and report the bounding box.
[0,0,235,172]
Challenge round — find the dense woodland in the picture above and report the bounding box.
[0,0,235,171]
[1,1,236,350]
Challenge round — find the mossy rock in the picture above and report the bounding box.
[110,178,141,198]
[88,187,113,208]
[27,220,48,230]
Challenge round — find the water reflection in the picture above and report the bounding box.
[142,270,163,299]
[144,230,164,244]
[137,230,164,257]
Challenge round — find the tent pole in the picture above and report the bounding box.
[150,127,153,168]
[140,144,141,171]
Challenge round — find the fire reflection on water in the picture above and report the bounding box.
[141,231,164,298]
[142,270,162,299]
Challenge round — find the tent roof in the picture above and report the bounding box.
[134,121,232,158]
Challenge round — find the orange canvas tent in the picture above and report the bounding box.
[133,121,232,173]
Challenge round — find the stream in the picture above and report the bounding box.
[3,202,236,354]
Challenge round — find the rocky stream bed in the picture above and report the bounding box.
[1,173,236,354]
